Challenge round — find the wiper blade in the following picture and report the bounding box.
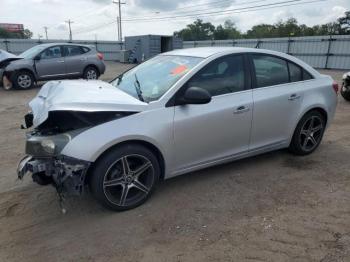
[134,73,144,102]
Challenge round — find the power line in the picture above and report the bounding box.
[73,0,326,35]
[124,0,268,19]
[122,0,305,22]
[74,0,265,34]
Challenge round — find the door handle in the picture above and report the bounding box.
[288,94,301,101]
[57,60,65,63]
[234,106,250,114]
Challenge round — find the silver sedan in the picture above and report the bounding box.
[17,47,338,211]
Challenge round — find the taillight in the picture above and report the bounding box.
[332,81,339,94]
[97,53,104,60]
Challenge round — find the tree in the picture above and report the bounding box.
[213,20,241,40]
[174,10,350,40]
[23,29,33,39]
[0,27,33,39]
[174,19,215,41]
[338,11,350,33]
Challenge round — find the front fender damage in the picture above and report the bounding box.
[18,155,90,196]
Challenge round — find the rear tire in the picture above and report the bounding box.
[89,144,160,211]
[341,85,350,101]
[83,66,99,80]
[289,110,326,155]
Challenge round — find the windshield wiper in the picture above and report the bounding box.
[134,73,144,102]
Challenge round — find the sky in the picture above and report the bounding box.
[0,0,349,41]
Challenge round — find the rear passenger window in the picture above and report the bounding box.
[302,70,313,80]
[186,55,246,96]
[252,55,289,88]
[289,62,302,82]
[82,47,90,53]
[65,46,84,56]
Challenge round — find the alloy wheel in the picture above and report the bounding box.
[299,115,324,152]
[86,69,97,80]
[102,154,154,207]
[17,74,32,89]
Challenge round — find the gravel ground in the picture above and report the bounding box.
[0,62,349,262]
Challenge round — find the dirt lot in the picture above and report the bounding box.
[0,62,349,262]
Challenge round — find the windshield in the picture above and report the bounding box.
[20,45,46,59]
[111,55,203,102]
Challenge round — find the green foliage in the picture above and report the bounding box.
[174,10,350,40]
[0,28,33,39]
[174,19,215,41]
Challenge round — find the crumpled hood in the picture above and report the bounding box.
[29,79,147,127]
[0,50,22,67]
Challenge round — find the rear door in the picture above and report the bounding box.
[249,54,306,150]
[35,45,65,79]
[63,45,89,76]
[173,54,253,171]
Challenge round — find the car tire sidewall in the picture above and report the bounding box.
[14,71,34,89]
[289,111,326,155]
[89,144,160,211]
[341,86,350,101]
[83,66,99,80]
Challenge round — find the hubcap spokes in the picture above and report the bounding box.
[103,155,154,206]
[87,70,97,79]
[300,116,323,151]
[18,75,31,88]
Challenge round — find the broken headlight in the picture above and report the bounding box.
[26,129,84,157]
[40,139,56,154]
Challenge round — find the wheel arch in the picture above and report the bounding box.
[290,106,328,144]
[86,139,166,183]
[84,64,100,76]
[300,107,328,126]
[6,68,36,82]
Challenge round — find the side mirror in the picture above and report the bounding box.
[34,55,41,61]
[179,86,212,105]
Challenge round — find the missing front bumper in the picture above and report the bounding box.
[17,155,91,195]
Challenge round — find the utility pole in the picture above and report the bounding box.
[112,1,126,41]
[43,26,48,40]
[65,19,74,41]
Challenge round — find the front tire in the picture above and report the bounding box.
[289,111,326,155]
[13,70,34,89]
[89,144,160,211]
[83,66,99,80]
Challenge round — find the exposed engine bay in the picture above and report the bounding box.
[17,79,146,210]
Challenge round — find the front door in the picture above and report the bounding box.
[35,45,65,79]
[173,54,253,172]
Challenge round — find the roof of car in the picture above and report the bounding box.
[36,43,92,48]
[163,47,280,58]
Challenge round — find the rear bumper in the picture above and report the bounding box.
[17,155,91,195]
[98,61,106,75]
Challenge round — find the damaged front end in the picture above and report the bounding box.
[17,110,134,197]
[0,50,22,89]
[17,79,145,210]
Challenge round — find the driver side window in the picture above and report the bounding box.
[186,55,246,96]
[40,46,62,59]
